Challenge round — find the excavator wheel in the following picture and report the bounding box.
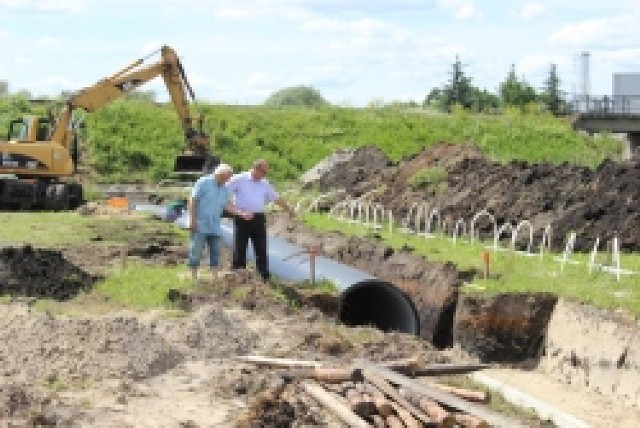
[68,183,84,209]
[45,183,70,211]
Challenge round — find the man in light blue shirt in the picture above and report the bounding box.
[187,163,251,281]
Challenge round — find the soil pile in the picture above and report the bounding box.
[312,143,640,251]
[0,305,182,383]
[0,246,98,300]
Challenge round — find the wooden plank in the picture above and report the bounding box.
[302,381,371,428]
[282,367,362,383]
[389,401,421,428]
[237,355,323,368]
[454,413,490,428]
[418,398,456,427]
[361,368,433,425]
[360,362,524,428]
[413,363,492,376]
[420,379,490,403]
[386,414,404,428]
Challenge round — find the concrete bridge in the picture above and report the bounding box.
[571,96,640,160]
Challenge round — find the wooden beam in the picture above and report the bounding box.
[361,368,433,425]
[302,382,371,428]
[237,355,322,368]
[419,379,490,403]
[359,362,524,428]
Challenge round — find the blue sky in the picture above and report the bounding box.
[2,0,639,106]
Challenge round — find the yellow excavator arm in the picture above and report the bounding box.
[51,45,212,173]
[0,44,215,210]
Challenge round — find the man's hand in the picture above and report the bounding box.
[239,211,253,221]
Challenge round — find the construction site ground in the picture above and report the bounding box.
[0,205,636,427]
[1,143,639,427]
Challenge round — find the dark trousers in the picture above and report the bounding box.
[232,213,269,280]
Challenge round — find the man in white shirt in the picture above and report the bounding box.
[226,159,295,282]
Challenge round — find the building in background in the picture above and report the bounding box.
[613,73,640,114]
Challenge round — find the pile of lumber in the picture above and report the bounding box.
[238,355,524,427]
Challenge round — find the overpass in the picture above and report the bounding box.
[571,95,640,160]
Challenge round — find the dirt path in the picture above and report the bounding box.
[479,368,640,428]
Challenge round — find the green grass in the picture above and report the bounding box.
[92,262,192,310]
[302,212,640,316]
[0,212,99,246]
[0,211,186,247]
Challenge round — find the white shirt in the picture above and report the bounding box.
[226,171,279,213]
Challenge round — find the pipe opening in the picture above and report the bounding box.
[432,297,457,349]
[339,280,419,335]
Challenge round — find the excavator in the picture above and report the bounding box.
[0,45,215,210]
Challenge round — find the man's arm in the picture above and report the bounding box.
[224,202,252,220]
[274,197,296,218]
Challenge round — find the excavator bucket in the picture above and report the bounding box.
[174,155,206,174]
[173,153,219,175]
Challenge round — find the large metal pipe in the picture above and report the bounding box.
[215,221,419,335]
[138,204,419,335]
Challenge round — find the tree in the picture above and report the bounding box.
[468,88,499,113]
[264,85,328,107]
[126,90,157,102]
[499,64,537,109]
[541,63,565,115]
[442,56,474,111]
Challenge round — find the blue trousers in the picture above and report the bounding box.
[187,232,221,268]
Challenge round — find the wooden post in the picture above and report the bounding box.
[309,245,318,285]
[120,243,128,269]
[482,250,490,280]
[302,382,371,428]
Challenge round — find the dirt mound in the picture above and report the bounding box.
[317,145,394,197]
[0,381,81,426]
[311,143,640,251]
[0,246,98,300]
[0,305,182,383]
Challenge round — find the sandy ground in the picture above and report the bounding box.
[481,368,640,427]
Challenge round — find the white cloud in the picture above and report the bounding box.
[549,16,640,48]
[438,0,482,21]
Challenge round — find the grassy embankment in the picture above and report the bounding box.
[0,96,623,183]
[302,212,640,317]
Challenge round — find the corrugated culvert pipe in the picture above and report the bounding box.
[171,213,420,335]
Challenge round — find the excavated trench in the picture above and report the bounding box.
[268,214,557,364]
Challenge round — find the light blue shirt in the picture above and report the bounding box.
[226,171,278,213]
[190,175,230,235]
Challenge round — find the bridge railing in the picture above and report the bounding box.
[571,95,640,115]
